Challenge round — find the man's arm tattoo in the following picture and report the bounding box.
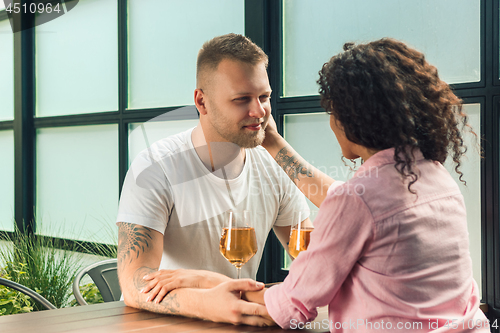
[133,266,157,291]
[133,266,180,314]
[146,292,180,314]
[118,223,154,266]
[275,146,314,183]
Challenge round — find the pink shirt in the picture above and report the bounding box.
[265,148,488,332]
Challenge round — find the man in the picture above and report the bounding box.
[116,33,308,324]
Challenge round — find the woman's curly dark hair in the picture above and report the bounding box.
[318,38,474,193]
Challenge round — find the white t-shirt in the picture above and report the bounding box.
[117,128,308,279]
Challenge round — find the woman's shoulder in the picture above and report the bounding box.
[334,159,462,222]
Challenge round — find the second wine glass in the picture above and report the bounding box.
[289,210,317,259]
[219,210,257,279]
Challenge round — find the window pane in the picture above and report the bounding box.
[128,0,244,109]
[36,125,119,244]
[0,2,5,10]
[0,130,14,232]
[284,113,351,186]
[35,0,118,117]
[282,113,352,269]
[444,103,482,297]
[0,19,14,121]
[283,0,480,97]
[129,118,198,166]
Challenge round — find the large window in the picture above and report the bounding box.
[35,0,119,117]
[12,0,243,245]
[0,15,14,232]
[128,0,244,109]
[0,19,13,121]
[0,130,14,232]
[2,0,499,323]
[283,0,480,97]
[443,103,482,294]
[36,125,119,244]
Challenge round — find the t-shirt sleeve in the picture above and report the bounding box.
[116,153,173,235]
[264,182,375,328]
[273,171,310,227]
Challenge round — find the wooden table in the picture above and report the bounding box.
[0,301,329,333]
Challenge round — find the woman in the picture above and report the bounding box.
[246,38,488,332]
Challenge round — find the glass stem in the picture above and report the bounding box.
[236,267,241,279]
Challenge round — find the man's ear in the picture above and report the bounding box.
[194,89,208,115]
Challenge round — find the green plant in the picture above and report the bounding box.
[70,283,103,306]
[0,229,86,310]
[0,269,33,316]
[0,221,118,313]
[85,242,117,259]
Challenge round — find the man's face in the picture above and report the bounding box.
[203,59,272,148]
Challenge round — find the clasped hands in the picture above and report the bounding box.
[140,268,273,326]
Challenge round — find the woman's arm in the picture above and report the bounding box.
[242,288,267,305]
[262,115,337,207]
[141,269,231,303]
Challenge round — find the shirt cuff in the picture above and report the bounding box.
[265,283,320,328]
[116,214,166,235]
[264,284,293,329]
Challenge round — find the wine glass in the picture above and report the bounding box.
[289,210,317,259]
[219,210,258,279]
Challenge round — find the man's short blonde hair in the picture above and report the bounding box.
[196,33,268,88]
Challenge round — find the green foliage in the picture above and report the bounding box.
[0,230,86,311]
[86,243,117,260]
[70,283,104,306]
[0,269,33,316]
[0,225,117,314]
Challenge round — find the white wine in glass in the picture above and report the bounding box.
[219,210,257,279]
[288,210,316,259]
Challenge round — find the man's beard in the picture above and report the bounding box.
[210,105,267,148]
[214,121,266,148]
[234,123,266,148]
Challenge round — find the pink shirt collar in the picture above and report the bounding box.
[354,147,425,178]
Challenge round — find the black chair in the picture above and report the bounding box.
[0,277,57,310]
[72,258,121,305]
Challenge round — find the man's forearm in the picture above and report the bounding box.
[126,266,202,317]
[271,137,334,207]
[117,222,207,317]
[125,271,274,326]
